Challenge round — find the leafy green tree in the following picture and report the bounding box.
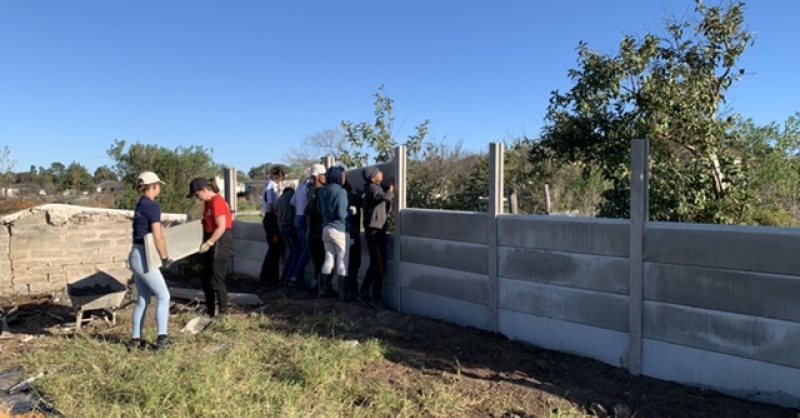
[108,140,218,213]
[93,165,118,183]
[341,84,430,167]
[737,113,800,226]
[62,162,93,193]
[539,1,754,223]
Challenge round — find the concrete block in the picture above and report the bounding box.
[401,288,492,331]
[233,221,265,241]
[95,262,127,271]
[400,209,487,244]
[400,261,488,304]
[10,274,48,284]
[145,220,204,271]
[28,281,64,293]
[9,211,46,227]
[644,262,800,322]
[344,162,395,194]
[499,247,628,294]
[234,258,262,280]
[499,278,629,332]
[235,239,267,262]
[48,273,67,284]
[498,215,629,257]
[400,236,488,274]
[642,338,800,408]
[499,308,628,368]
[65,265,99,284]
[643,301,800,368]
[26,249,68,260]
[0,226,9,247]
[645,223,800,275]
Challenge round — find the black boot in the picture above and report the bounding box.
[325,274,339,298]
[338,276,348,301]
[317,273,328,298]
[156,334,171,351]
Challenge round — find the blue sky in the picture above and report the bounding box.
[1,1,798,174]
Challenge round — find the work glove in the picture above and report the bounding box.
[161,258,174,269]
[198,240,215,254]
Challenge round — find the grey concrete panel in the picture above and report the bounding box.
[400,236,488,274]
[400,262,489,305]
[498,309,628,367]
[233,221,266,241]
[401,288,493,331]
[645,222,800,275]
[499,278,628,332]
[234,258,262,279]
[145,220,203,271]
[499,247,628,294]
[400,209,487,244]
[643,301,800,368]
[645,262,800,322]
[235,239,267,262]
[497,215,629,257]
[642,338,800,408]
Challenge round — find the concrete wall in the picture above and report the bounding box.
[0,204,186,296]
[641,222,800,406]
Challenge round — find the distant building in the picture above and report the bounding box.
[94,180,123,194]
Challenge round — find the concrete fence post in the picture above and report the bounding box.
[628,139,649,376]
[393,146,407,312]
[224,167,237,219]
[488,143,504,332]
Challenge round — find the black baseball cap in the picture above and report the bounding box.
[187,178,210,198]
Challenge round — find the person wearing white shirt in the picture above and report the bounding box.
[259,166,284,287]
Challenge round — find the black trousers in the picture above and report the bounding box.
[259,212,284,285]
[201,230,233,316]
[361,228,387,300]
[346,231,362,292]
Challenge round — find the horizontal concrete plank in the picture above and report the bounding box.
[400,209,487,244]
[645,223,800,275]
[401,288,492,331]
[643,301,800,369]
[234,258,262,280]
[235,239,267,262]
[145,220,204,271]
[499,247,628,294]
[644,262,800,322]
[400,262,489,305]
[642,338,800,408]
[233,221,266,241]
[498,215,629,257]
[498,309,628,367]
[400,236,488,274]
[499,278,628,332]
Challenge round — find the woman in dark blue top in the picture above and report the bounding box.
[128,171,172,350]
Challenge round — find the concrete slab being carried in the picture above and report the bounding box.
[169,287,263,306]
[144,220,204,272]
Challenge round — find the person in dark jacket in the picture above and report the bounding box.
[343,177,363,301]
[360,166,394,310]
[259,166,285,288]
[318,166,348,298]
[304,164,327,293]
[275,186,300,287]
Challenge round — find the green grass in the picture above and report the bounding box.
[21,313,481,418]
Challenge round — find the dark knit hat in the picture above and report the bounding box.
[362,167,380,181]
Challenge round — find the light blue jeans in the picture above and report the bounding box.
[129,244,170,339]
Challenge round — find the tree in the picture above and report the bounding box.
[62,162,93,193]
[93,165,118,183]
[0,146,16,196]
[737,113,800,226]
[539,1,754,223]
[283,128,352,169]
[341,84,430,167]
[108,140,219,213]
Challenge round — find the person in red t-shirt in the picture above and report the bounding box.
[188,177,234,318]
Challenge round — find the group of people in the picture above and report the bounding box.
[127,172,234,350]
[259,163,395,310]
[125,163,394,350]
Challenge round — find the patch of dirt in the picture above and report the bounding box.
[0,275,796,417]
